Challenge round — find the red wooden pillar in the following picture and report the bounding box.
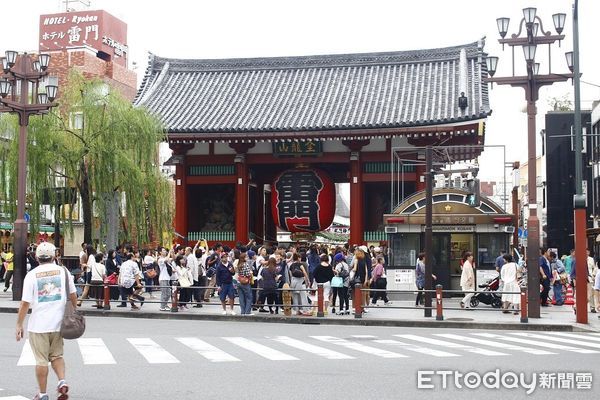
[344,140,369,246]
[170,143,193,244]
[234,154,249,244]
[415,164,426,192]
[254,184,264,243]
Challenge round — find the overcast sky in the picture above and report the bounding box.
[5,0,600,182]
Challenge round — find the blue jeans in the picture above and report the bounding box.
[237,283,253,314]
[553,283,564,304]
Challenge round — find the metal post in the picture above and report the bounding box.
[435,284,444,321]
[103,284,111,310]
[54,204,61,249]
[572,0,588,325]
[12,124,29,301]
[171,284,178,312]
[317,283,324,317]
[424,145,433,317]
[520,287,528,323]
[353,284,362,318]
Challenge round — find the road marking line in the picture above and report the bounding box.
[510,332,600,350]
[0,396,31,399]
[350,335,378,339]
[176,337,240,362]
[127,338,179,364]
[77,338,117,364]
[395,334,508,356]
[310,336,407,358]
[223,337,298,361]
[436,333,556,355]
[473,333,599,354]
[17,339,36,366]
[373,339,460,357]
[271,336,355,360]
[545,332,600,342]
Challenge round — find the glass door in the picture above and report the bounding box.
[432,233,451,293]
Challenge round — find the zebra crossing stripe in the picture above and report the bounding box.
[436,333,556,355]
[127,338,180,364]
[311,336,407,358]
[17,339,36,366]
[271,336,355,360]
[510,332,600,350]
[545,332,600,342]
[373,339,460,357]
[473,333,599,354]
[395,334,508,356]
[176,337,240,362]
[0,396,30,400]
[223,337,298,361]
[77,338,117,364]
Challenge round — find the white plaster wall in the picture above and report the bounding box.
[247,142,273,154]
[322,141,347,152]
[214,143,236,155]
[362,138,386,152]
[186,143,210,155]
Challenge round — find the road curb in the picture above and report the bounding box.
[2,306,594,332]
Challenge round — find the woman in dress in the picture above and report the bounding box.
[89,252,106,308]
[314,254,334,313]
[500,254,521,314]
[460,251,475,308]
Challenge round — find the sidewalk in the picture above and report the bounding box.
[1,291,598,332]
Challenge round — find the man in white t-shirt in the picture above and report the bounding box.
[16,242,76,400]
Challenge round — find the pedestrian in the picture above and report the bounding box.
[235,253,254,315]
[500,254,520,314]
[105,250,120,300]
[142,249,157,298]
[587,249,598,313]
[314,254,334,313]
[89,252,106,309]
[158,247,173,311]
[289,253,310,316]
[77,245,96,307]
[594,268,600,319]
[495,249,506,272]
[332,252,350,315]
[539,248,551,307]
[371,256,392,306]
[258,257,278,314]
[460,251,475,308]
[193,247,205,308]
[415,253,426,306]
[16,242,76,400]
[351,247,369,312]
[549,251,566,306]
[216,252,236,315]
[203,244,222,301]
[174,255,193,310]
[118,253,144,310]
[2,244,14,292]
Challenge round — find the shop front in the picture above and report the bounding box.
[384,188,515,292]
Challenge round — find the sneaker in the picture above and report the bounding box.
[116,304,127,308]
[130,305,140,311]
[159,307,170,311]
[258,308,269,313]
[57,380,69,400]
[221,310,227,315]
[384,301,393,306]
[33,394,49,400]
[229,310,236,315]
[331,307,336,314]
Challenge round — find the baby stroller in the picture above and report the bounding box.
[470,275,503,308]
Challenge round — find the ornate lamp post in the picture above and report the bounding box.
[485,7,572,318]
[0,51,58,301]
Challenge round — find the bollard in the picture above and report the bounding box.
[317,283,324,317]
[171,284,179,312]
[520,287,528,323]
[435,284,444,321]
[353,284,363,319]
[103,284,111,310]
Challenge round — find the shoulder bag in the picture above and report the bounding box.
[178,268,192,287]
[331,276,344,288]
[60,267,86,340]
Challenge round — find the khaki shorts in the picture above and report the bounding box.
[29,332,64,366]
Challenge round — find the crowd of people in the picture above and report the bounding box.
[72,241,393,315]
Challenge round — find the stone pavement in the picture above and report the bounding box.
[1,290,598,332]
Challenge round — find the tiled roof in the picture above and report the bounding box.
[135,39,491,135]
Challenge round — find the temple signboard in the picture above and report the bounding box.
[272,141,322,157]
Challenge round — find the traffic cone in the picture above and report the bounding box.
[564,284,575,305]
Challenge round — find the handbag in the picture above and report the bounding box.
[60,267,86,340]
[331,276,344,288]
[145,266,157,279]
[238,274,251,285]
[104,273,118,285]
[178,269,192,287]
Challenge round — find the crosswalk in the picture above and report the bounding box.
[14,331,600,367]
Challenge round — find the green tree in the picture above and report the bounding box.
[0,71,172,248]
[548,94,574,111]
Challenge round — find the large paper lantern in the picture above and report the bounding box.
[271,168,335,233]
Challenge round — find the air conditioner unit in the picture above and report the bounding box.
[502,226,516,234]
[385,226,398,234]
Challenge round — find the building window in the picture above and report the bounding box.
[389,233,419,268]
[477,233,507,267]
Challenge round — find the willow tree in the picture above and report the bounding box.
[0,71,172,248]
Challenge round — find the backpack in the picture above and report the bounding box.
[206,264,217,278]
[165,261,173,276]
[290,262,305,278]
[338,262,350,278]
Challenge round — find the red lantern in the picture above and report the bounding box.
[271,168,335,233]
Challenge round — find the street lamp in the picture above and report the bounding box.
[0,51,58,301]
[484,7,573,319]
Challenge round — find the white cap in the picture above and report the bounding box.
[36,242,56,260]
[374,247,381,253]
[358,245,368,253]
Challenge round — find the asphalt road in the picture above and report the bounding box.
[0,314,598,400]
